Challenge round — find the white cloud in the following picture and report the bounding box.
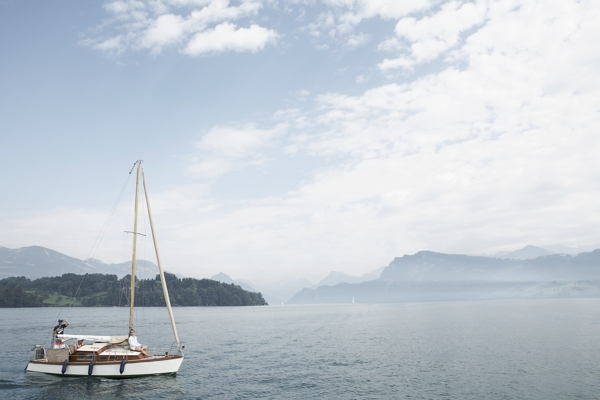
[87,0,276,56]
[349,0,432,19]
[103,1,132,14]
[141,13,186,52]
[104,0,146,16]
[324,0,432,23]
[346,32,368,48]
[11,0,600,283]
[94,36,125,53]
[187,158,234,179]
[187,124,284,179]
[377,56,414,71]
[304,0,432,49]
[196,124,280,157]
[355,74,369,83]
[182,22,278,55]
[160,0,600,281]
[377,37,403,52]
[379,0,488,70]
[186,0,262,25]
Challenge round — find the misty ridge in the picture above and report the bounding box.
[290,246,600,304]
[2,244,600,305]
[209,268,386,305]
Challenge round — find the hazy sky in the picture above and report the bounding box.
[1,0,599,283]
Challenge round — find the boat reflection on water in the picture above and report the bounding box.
[27,372,184,398]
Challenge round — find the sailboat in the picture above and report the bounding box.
[26,161,184,377]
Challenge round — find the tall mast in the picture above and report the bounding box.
[141,164,182,353]
[129,160,142,331]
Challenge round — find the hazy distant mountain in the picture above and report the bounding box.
[211,272,259,292]
[211,272,282,305]
[499,245,554,260]
[360,266,386,281]
[255,278,313,303]
[315,271,360,286]
[381,250,600,282]
[211,272,238,285]
[0,245,157,279]
[288,249,600,304]
[313,266,386,287]
[491,244,600,258]
[213,267,386,303]
[543,243,600,255]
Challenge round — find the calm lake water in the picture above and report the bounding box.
[1,299,600,399]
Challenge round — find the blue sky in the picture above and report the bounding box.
[1,0,599,283]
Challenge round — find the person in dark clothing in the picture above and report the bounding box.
[52,318,70,348]
[53,318,69,335]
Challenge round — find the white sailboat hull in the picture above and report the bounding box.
[26,356,183,377]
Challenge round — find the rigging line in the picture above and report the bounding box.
[53,173,132,325]
[50,173,131,342]
[122,168,136,263]
[120,176,135,308]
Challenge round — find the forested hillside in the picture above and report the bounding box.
[0,272,267,307]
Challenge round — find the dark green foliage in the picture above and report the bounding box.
[136,273,267,306]
[0,273,267,308]
[0,284,43,307]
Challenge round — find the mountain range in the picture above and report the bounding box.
[493,243,600,258]
[311,267,386,287]
[0,245,157,279]
[498,245,554,260]
[289,249,600,304]
[3,244,600,305]
[211,266,386,303]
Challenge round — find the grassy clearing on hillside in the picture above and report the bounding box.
[42,292,82,306]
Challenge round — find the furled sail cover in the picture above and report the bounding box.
[56,334,129,346]
[57,334,112,341]
[109,335,129,346]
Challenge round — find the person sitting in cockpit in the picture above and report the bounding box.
[128,328,151,356]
